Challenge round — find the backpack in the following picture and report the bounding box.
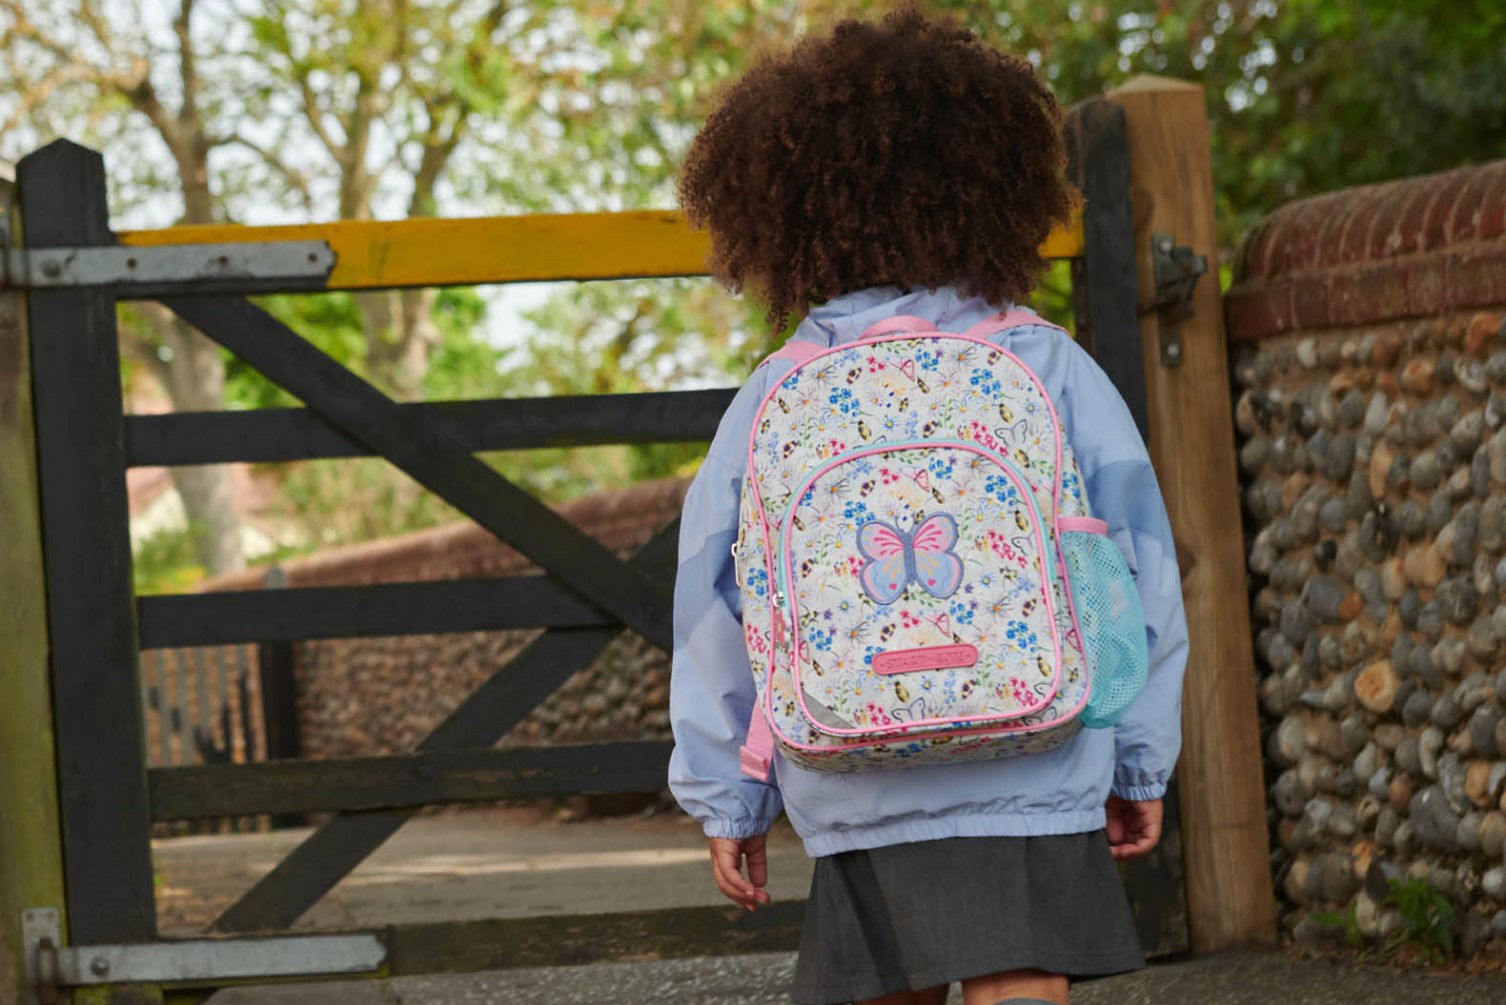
[733,310,1149,779]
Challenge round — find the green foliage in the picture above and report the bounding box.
[227,293,370,410]
[272,459,461,550]
[133,526,205,597]
[14,0,1506,548]
[1383,875,1456,963]
[1311,900,1367,951]
[1310,876,1458,963]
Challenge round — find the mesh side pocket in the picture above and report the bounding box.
[1061,529,1149,729]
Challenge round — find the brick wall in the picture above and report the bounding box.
[1226,159,1506,958]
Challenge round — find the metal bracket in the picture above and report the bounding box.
[1146,233,1208,367]
[22,907,386,992]
[1,240,334,290]
[22,908,61,1005]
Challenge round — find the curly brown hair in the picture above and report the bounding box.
[679,4,1077,330]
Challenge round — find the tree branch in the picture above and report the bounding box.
[0,61,97,135]
[175,0,200,129]
[1,3,86,67]
[404,0,510,217]
[298,74,346,161]
[224,134,315,214]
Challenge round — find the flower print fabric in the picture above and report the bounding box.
[739,331,1095,772]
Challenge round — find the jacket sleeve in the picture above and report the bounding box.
[666,383,784,838]
[1059,339,1190,802]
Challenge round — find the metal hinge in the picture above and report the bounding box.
[23,908,385,996]
[0,239,334,290]
[1144,233,1208,367]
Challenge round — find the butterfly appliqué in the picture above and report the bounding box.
[856,513,965,605]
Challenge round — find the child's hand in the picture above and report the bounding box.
[709,834,772,911]
[1105,795,1163,860]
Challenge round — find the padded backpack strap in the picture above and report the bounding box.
[961,308,1068,341]
[756,338,827,370]
[857,314,940,341]
[739,703,775,782]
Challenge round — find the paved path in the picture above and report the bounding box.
[160,809,1506,1003]
[154,807,812,935]
[207,949,1506,1004]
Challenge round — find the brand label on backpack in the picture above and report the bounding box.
[873,644,980,675]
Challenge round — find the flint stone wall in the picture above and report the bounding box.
[1226,159,1506,957]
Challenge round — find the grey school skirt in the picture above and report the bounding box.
[790,832,1144,1004]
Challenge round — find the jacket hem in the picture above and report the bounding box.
[799,808,1107,857]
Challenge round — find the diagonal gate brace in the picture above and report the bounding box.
[212,521,681,933]
[163,295,673,650]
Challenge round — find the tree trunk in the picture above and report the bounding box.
[158,314,245,577]
[354,288,439,401]
[155,157,245,578]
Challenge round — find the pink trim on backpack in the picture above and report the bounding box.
[1059,516,1109,535]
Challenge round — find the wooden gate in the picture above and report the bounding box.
[0,81,1273,1005]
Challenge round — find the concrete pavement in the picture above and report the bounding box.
[206,949,1506,1004]
[154,808,1506,1003]
[154,806,813,935]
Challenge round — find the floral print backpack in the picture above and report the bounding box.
[733,311,1149,778]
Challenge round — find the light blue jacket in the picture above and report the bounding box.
[668,286,1189,857]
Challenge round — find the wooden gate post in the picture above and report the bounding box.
[1108,76,1276,951]
[0,169,70,1005]
[18,142,163,1005]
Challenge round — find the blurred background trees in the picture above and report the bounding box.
[2,0,1502,589]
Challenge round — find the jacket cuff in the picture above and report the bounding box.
[703,819,773,840]
[1111,781,1168,801]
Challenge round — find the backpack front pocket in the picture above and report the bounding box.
[777,442,1062,737]
[1058,520,1149,728]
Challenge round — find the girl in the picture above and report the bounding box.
[668,7,1189,1005]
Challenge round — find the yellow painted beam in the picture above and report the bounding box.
[119,209,1083,292]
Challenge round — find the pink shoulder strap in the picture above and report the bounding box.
[740,704,774,782]
[758,310,1046,370]
[757,338,827,369]
[961,308,1067,341]
[857,314,939,341]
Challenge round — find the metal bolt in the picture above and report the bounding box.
[39,259,62,278]
[1166,342,1182,360]
[90,956,110,977]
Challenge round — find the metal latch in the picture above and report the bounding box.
[1,240,334,290]
[1145,233,1208,367]
[23,908,385,995]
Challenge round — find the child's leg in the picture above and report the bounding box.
[959,968,1067,1005]
[855,985,949,1005]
